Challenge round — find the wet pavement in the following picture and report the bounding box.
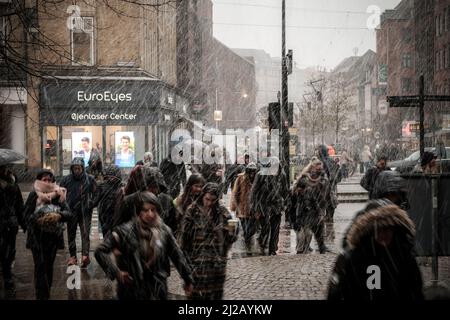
[2,178,450,299]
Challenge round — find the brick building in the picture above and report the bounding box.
[1,0,189,177]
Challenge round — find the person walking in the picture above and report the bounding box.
[361,145,373,173]
[250,157,288,256]
[60,157,97,268]
[95,191,194,300]
[92,165,123,237]
[413,151,439,174]
[0,165,25,291]
[23,169,72,299]
[143,152,158,168]
[340,149,353,180]
[360,155,391,199]
[230,163,258,252]
[292,159,330,254]
[179,183,237,300]
[160,151,187,199]
[174,173,205,237]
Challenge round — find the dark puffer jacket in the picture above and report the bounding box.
[59,157,97,215]
[0,172,25,232]
[327,205,423,300]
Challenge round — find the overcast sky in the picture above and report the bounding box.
[212,0,402,69]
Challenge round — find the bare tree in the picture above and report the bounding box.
[324,76,354,145]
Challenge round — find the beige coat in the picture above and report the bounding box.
[230,173,253,219]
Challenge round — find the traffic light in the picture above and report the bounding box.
[268,102,294,129]
[286,50,293,75]
[268,102,280,130]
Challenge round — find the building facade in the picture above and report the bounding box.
[1,0,189,177]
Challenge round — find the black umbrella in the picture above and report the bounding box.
[0,149,26,166]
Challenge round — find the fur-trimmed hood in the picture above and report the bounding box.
[347,205,416,250]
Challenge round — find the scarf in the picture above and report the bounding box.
[136,215,162,270]
[34,180,67,206]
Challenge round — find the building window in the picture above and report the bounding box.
[402,54,412,68]
[71,17,94,66]
[402,28,412,43]
[401,78,412,94]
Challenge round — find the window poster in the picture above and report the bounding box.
[72,132,93,167]
[115,131,135,168]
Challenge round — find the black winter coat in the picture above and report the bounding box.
[93,179,123,236]
[0,176,25,232]
[95,220,193,300]
[250,170,288,215]
[60,170,97,215]
[160,157,186,194]
[23,192,72,250]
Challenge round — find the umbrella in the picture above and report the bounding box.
[0,149,26,166]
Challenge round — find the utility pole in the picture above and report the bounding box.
[281,0,290,187]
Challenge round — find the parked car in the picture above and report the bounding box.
[388,147,450,174]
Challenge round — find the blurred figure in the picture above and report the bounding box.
[160,151,187,199]
[360,155,391,199]
[92,165,123,237]
[328,169,421,300]
[361,145,373,173]
[143,151,158,168]
[174,173,206,236]
[230,163,258,252]
[340,149,353,180]
[0,165,25,292]
[292,159,330,254]
[180,183,237,300]
[95,192,193,300]
[250,157,288,256]
[327,204,423,300]
[413,151,439,174]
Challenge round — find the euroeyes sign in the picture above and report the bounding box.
[77,91,132,103]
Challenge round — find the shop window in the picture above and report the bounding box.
[62,126,102,175]
[71,17,94,66]
[43,127,59,174]
[105,126,145,172]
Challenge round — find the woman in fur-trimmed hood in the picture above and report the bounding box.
[327,204,423,300]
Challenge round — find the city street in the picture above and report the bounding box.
[2,176,449,300]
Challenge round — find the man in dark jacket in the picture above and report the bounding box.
[60,157,97,268]
[160,151,186,199]
[92,165,123,237]
[360,155,391,199]
[250,157,288,255]
[0,165,25,290]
